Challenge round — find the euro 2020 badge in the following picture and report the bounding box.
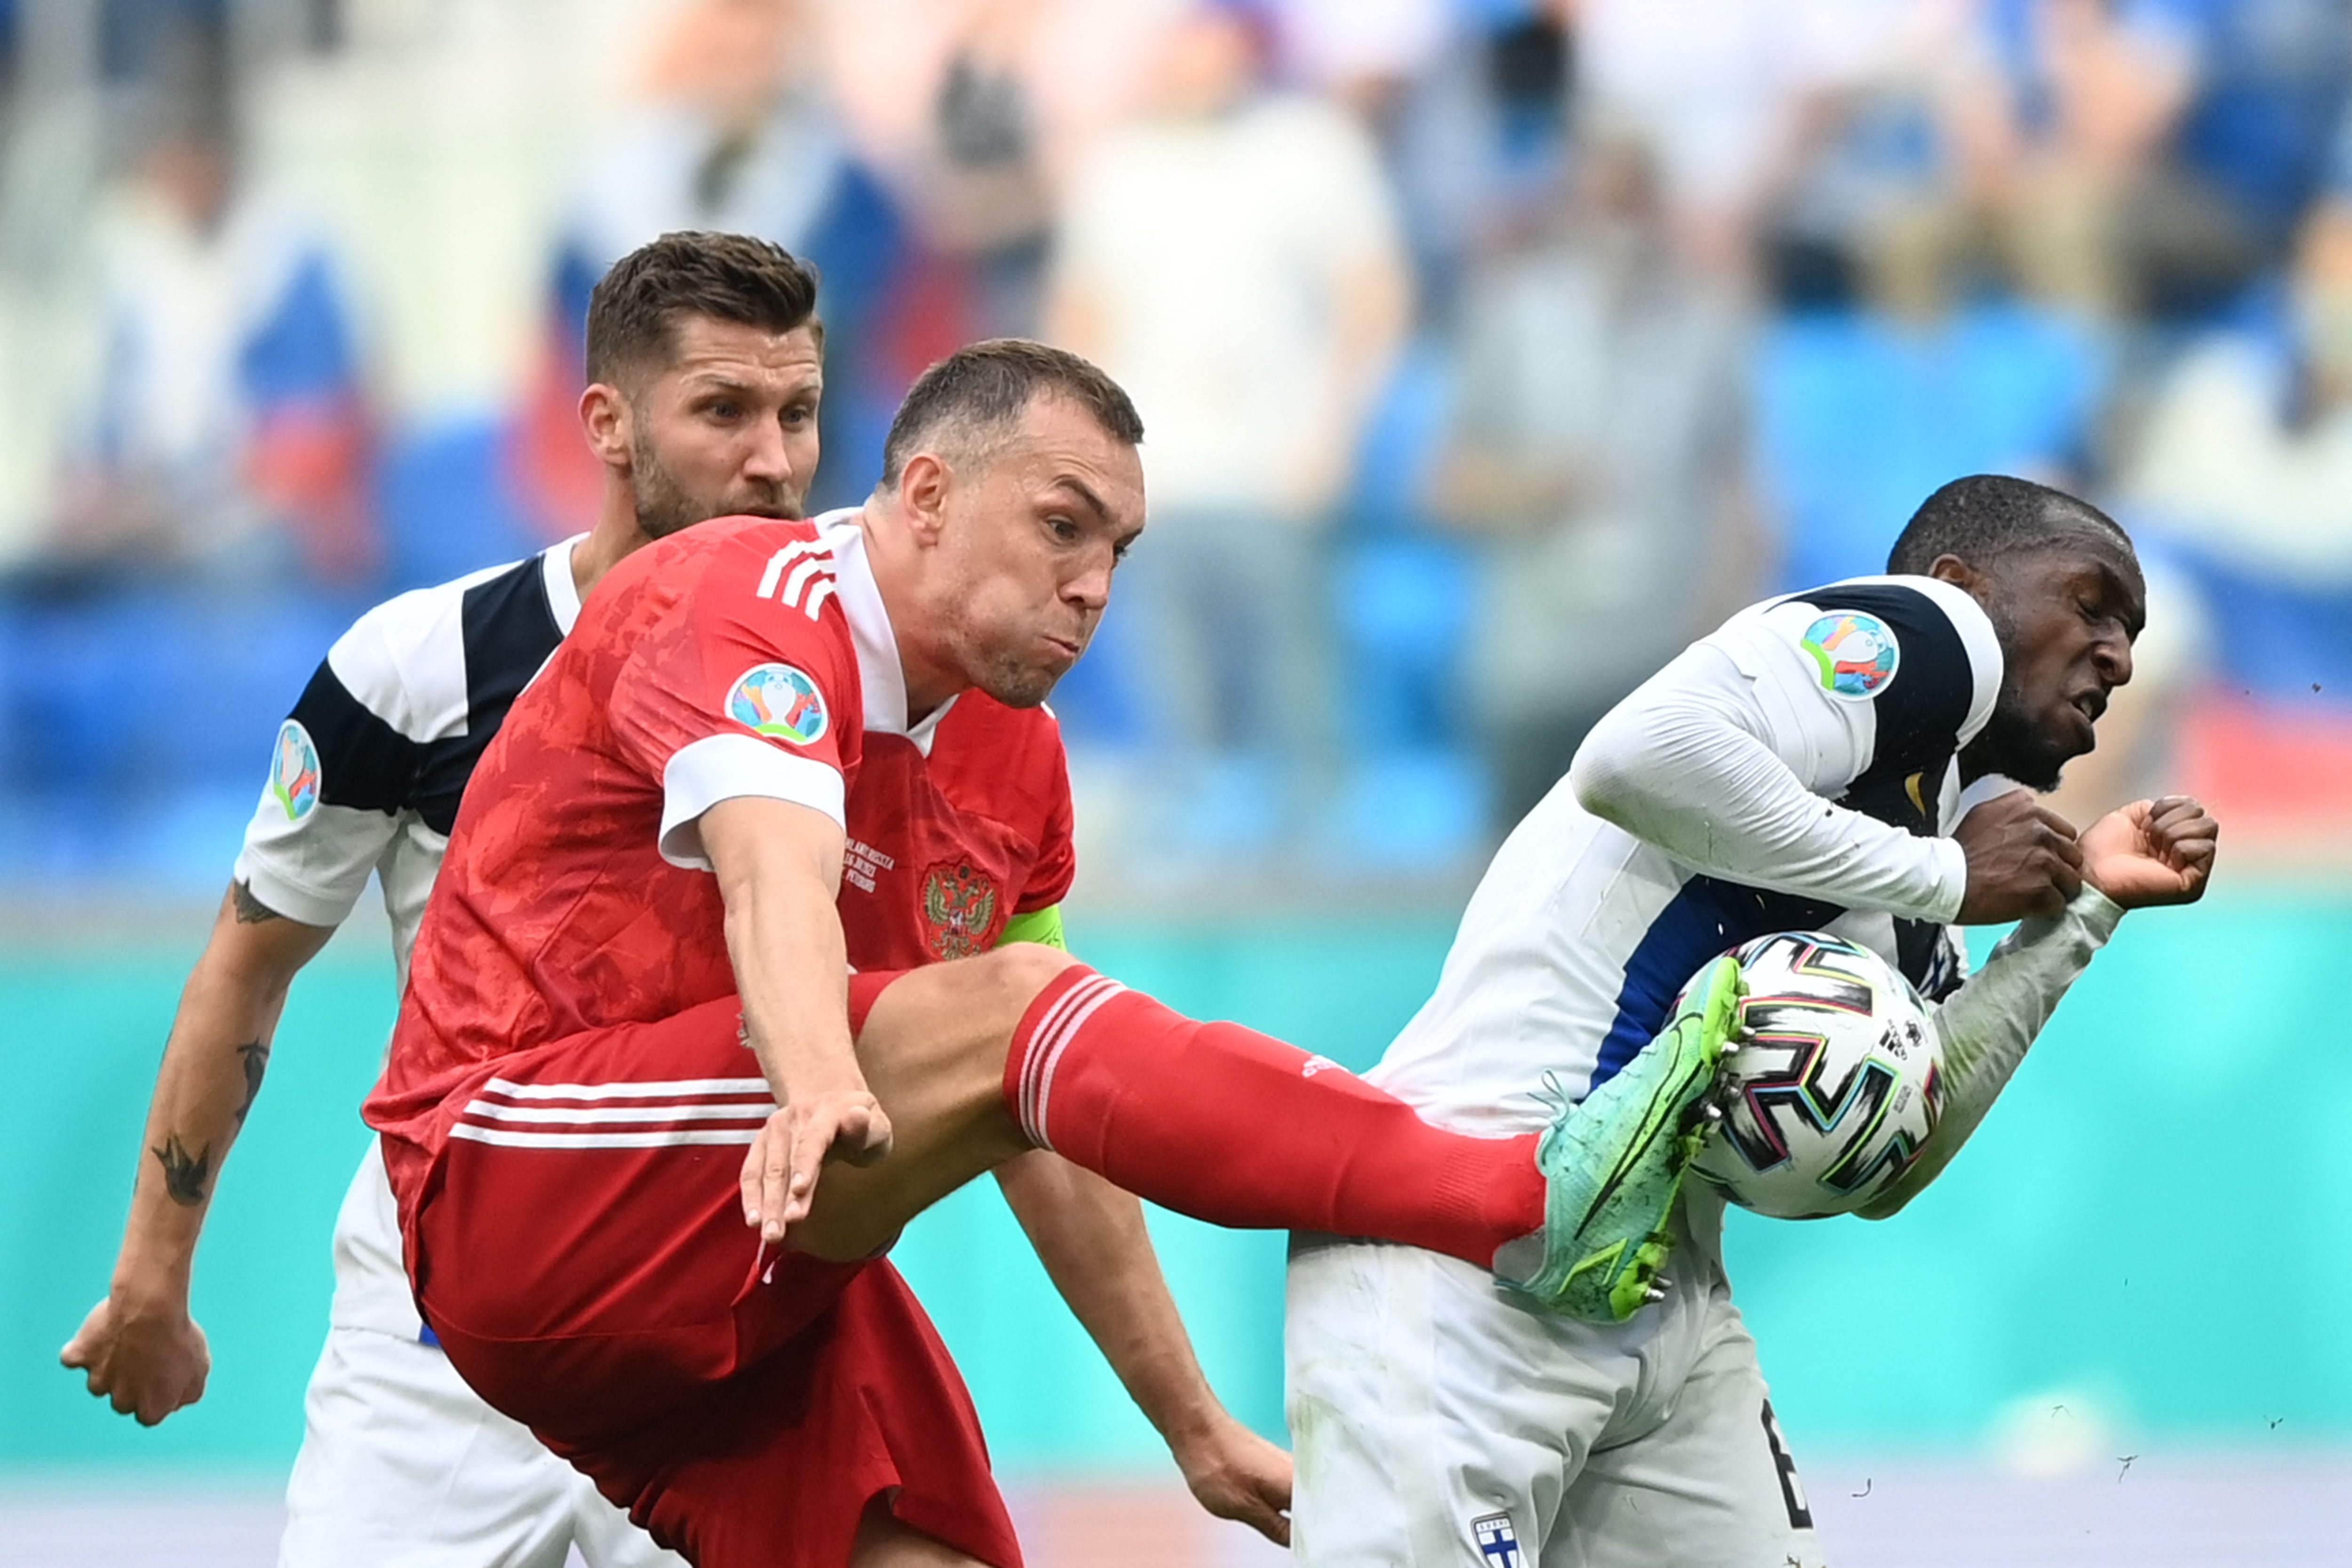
[271,719,322,821]
[1801,611,1899,700]
[729,663,829,746]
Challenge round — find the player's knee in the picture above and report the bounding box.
[981,940,1085,1005]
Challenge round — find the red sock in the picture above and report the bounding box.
[1004,965,1545,1270]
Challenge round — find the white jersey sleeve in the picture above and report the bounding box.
[1570,575,2002,925]
[230,542,576,966]
[1861,884,2123,1218]
[230,604,435,928]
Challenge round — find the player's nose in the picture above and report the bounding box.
[741,419,798,484]
[2095,628,2133,690]
[1065,556,1113,612]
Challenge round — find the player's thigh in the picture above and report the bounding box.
[851,1498,995,1568]
[1552,1300,1825,1568]
[279,1325,578,1568]
[791,945,1080,1261]
[602,1263,1021,1568]
[1287,1238,1621,1567]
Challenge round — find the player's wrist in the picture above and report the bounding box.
[1158,1393,1240,1461]
[108,1258,193,1318]
[779,1055,870,1104]
[2068,882,2126,937]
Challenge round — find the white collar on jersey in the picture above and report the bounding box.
[816,508,957,757]
[545,533,587,635]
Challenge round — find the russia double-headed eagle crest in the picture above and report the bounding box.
[920,859,1002,960]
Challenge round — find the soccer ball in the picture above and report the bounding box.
[1686,932,1943,1220]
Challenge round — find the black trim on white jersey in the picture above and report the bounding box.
[285,665,422,816]
[411,557,566,835]
[1594,583,1981,1082]
[1784,582,1975,999]
[1777,581,1975,838]
[288,551,566,837]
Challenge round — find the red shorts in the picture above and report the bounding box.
[406,977,1019,1568]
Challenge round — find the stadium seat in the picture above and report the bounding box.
[1758,303,2111,589]
[377,418,545,594]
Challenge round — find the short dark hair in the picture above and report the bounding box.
[1887,474,2133,575]
[880,339,1144,487]
[585,231,822,390]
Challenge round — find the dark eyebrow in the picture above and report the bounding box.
[1046,476,1111,524]
[682,374,761,399]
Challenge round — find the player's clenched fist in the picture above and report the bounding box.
[1955,788,2084,923]
[59,1292,210,1426]
[2081,795,2219,908]
[739,1089,894,1242]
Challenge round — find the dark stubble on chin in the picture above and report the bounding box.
[980,658,1060,709]
[1969,597,2071,791]
[629,423,800,538]
[1968,690,2068,792]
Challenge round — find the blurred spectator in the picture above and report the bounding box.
[817,0,1187,345]
[1346,5,1574,320]
[2125,195,2352,583]
[1756,110,2111,592]
[1047,0,1409,848]
[559,0,846,285]
[1434,130,1754,828]
[1949,0,2352,320]
[518,0,853,533]
[2115,193,2352,791]
[40,93,372,590]
[1574,0,1932,276]
[866,0,1060,334]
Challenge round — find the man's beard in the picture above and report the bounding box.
[629,428,801,538]
[974,652,1059,709]
[1969,596,2075,792]
[1968,688,2072,792]
[949,604,1075,711]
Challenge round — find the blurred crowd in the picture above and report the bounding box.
[3,0,2351,894]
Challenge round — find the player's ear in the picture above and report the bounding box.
[1925,552,1986,597]
[580,383,633,470]
[897,452,952,544]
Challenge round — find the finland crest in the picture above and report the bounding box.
[1470,1512,1525,1568]
[270,720,321,821]
[729,663,829,746]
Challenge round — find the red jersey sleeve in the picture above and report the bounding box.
[607,523,864,868]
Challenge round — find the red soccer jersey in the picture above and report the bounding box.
[365,511,1074,1207]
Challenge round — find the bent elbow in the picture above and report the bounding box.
[1567,718,1641,828]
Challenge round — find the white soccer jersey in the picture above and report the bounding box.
[1370,575,2003,1137]
[230,536,682,1568]
[233,539,581,1338]
[234,539,584,993]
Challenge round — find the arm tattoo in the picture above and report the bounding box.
[234,1040,270,1126]
[232,881,285,925]
[150,1135,215,1207]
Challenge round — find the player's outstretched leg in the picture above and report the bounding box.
[801,947,1733,1325]
[1497,954,1743,1321]
[794,946,1549,1272]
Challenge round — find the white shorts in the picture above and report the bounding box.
[278,1146,682,1568]
[1284,1208,1824,1568]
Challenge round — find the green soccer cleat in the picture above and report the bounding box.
[1501,953,1743,1322]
